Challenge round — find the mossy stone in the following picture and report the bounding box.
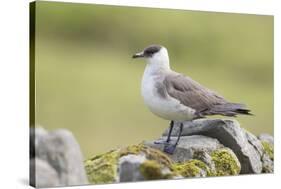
[120,143,173,168]
[139,160,163,180]
[172,159,211,177]
[211,148,241,176]
[84,150,119,184]
[85,143,175,184]
[261,141,274,160]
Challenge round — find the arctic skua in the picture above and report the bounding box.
[132,44,252,154]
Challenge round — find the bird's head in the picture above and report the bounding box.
[132,45,170,67]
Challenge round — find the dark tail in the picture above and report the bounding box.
[207,103,253,117]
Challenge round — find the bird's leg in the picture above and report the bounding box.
[154,120,174,145]
[163,123,183,154]
[166,121,174,143]
[174,122,183,146]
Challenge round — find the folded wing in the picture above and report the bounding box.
[163,73,252,117]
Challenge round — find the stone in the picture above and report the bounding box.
[85,144,176,184]
[30,158,60,187]
[260,139,274,173]
[163,119,262,174]
[118,154,146,182]
[210,148,241,176]
[85,150,119,184]
[192,150,216,174]
[145,135,223,163]
[258,134,274,145]
[243,130,274,173]
[172,159,210,177]
[31,127,88,187]
[244,130,264,157]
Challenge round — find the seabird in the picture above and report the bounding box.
[132,44,252,154]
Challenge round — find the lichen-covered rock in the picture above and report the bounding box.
[192,150,216,174]
[211,148,241,176]
[260,141,274,173]
[146,135,223,163]
[244,130,274,173]
[258,134,274,145]
[85,144,244,183]
[139,160,175,180]
[85,150,119,184]
[84,119,274,183]
[257,133,274,173]
[172,159,212,177]
[261,141,274,160]
[85,144,175,184]
[162,119,262,174]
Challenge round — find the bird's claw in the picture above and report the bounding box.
[154,139,170,145]
[163,143,177,154]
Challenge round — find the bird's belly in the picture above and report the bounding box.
[141,80,195,121]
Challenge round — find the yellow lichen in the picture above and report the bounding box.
[211,148,241,176]
[261,141,274,160]
[120,143,173,168]
[139,160,164,180]
[85,144,175,184]
[84,150,119,184]
[172,159,210,177]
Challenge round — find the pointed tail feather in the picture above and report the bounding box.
[206,103,253,116]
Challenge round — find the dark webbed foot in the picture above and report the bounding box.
[163,143,177,154]
[163,122,183,154]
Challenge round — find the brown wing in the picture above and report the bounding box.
[163,73,228,116]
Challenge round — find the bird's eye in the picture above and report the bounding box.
[144,46,161,56]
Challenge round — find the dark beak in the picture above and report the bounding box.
[132,52,144,59]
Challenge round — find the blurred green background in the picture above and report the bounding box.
[34,1,273,158]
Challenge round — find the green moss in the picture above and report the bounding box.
[120,143,173,168]
[85,144,175,184]
[85,150,119,184]
[211,148,241,176]
[140,160,164,180]
[119,144,145,156]
[172,159,211,177]
[261,141,274,160]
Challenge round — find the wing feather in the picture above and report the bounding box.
[163,73,228,116]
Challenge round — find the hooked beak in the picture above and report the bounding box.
[132,51,144,59]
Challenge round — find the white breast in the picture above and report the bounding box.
[141,67,196,121]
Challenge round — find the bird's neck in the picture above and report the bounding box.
[145,59,170,76]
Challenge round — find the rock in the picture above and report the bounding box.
[145,135,223,163]
[118,154,146,182]
[85,144,178,184]
[244,130,264,157]
[172,159,211,177]
[261,154,274,173]
[138,159,175,180]
[85,149,119,184]
[260,139,274,173]
[118,154,175,181]
[162,119,262,174]
[30,158,60,187]
[210,148,241,176]
[83,119,273,183]
[85,143,244,183]
[192,150,216,174]
[258,134,274,145]
[31,127,88,187]
[243,130,274,173]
